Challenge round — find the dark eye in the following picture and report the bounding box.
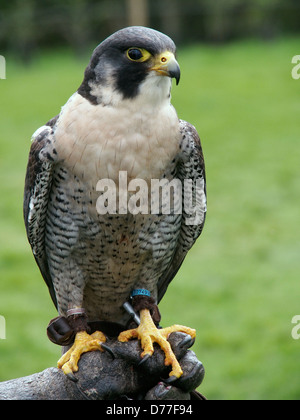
[127,48,143,61]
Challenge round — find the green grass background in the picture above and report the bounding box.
[0,37,299,399]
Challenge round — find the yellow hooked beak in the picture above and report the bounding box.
[150,51,181,85]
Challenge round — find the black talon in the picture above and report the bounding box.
[190,337,196,347]
[162,375,178,385]
[138,353,151,367]
[154,383,172,399]
[66,372,78,383]
[101,343,116,360]
[179,335,195,349]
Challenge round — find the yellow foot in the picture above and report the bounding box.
[118,309,196,379]
[57,330,106,376]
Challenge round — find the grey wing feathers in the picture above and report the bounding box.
[157,120,207,303]
[23,122,57,308]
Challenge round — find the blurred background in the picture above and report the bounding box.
[0,0,299,400]
[1,0,300,59]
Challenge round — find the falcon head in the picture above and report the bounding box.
[78,26,181,106]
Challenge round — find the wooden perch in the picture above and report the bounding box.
[0,333,205,400]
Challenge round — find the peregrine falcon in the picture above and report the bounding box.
[24,27,207,380]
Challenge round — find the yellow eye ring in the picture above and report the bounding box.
[126,48,152,63]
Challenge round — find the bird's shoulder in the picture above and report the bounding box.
[24,116,58,204]
[177,119,205,180]
[179,119,203,156]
